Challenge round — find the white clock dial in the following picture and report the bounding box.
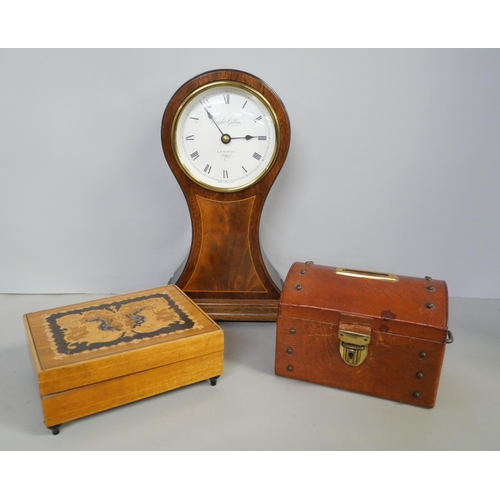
[172,82,279,192]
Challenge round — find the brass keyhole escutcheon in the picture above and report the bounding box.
[338,330,371,367]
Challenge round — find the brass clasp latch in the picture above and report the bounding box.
[338,317,372,367]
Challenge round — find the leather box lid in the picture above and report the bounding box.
[279,262,448,342]
[24,285,224,395]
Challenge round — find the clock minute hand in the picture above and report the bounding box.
[202,105,225,136]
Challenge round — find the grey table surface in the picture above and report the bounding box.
[1,293,499,451]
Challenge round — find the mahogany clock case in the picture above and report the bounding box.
[161,70,291,322]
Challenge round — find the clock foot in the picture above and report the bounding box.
[190,298,280,322]
[209,376,220,386]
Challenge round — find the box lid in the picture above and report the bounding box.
[24,285,223,395]
[279,262,448,342]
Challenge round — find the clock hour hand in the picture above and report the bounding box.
[231,135,264,140]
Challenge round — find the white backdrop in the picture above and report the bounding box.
[1,49,499,298]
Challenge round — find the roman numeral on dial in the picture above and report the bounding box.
[252,152,262,161]
[224,94,230,104]
[186,135,194,140]
[223,170,229,178]
[190,151,200,160]
[204,164,212,174]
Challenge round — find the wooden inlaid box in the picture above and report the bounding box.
[24,285,224,434]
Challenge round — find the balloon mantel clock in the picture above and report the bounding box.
[161,69,291,321]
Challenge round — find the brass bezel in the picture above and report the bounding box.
[171,80,281,193]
